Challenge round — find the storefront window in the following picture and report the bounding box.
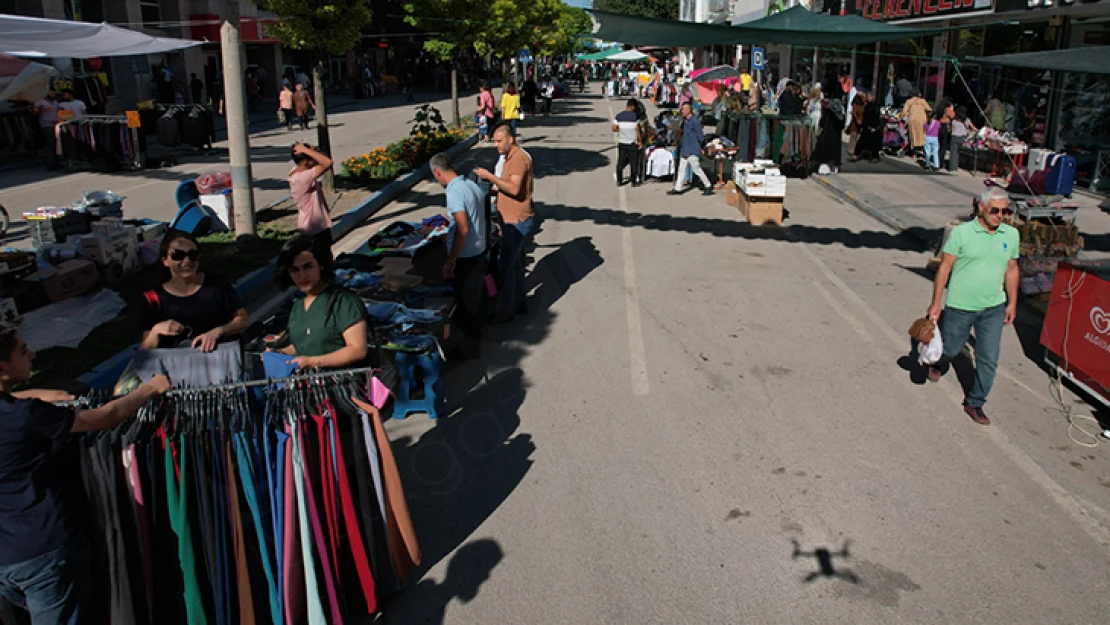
[1057,71,1110,188]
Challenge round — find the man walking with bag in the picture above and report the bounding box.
[925,187,1019,426]
[668,102,713,196]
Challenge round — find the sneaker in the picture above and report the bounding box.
[926,366,941,383]
[631,182,643,187]
[667,189,683,196]
[963,405,991,426]
[702,188,715,196]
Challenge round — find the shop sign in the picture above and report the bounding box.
[854,0,993,21]
[995,0,1104,10]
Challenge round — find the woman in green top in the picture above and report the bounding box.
[274,235,368,370]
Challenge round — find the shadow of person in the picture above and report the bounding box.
[896,340,928,386]
[380,539,504,625]
[389,368,534,581]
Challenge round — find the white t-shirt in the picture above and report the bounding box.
[57,100,87,122]
[35,99,58,126]
[613,110,640,145]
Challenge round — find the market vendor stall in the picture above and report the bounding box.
[962,126,1028,177]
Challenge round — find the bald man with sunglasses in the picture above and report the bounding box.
[925,187,1019,426]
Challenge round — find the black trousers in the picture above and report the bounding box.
[617,143,641,185]
[450,254,487,353]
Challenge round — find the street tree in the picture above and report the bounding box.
[254,0,373,192]
[591,0,679,20]
[536,4,593,59]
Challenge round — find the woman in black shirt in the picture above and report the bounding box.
[139,231,249,351]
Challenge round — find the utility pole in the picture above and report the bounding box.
[221,0,257,239]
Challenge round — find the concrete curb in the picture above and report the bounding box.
[811,174,917,240]
[77,132,479,389]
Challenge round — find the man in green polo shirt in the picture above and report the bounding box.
[925,187,1019,426]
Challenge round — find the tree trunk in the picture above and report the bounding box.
[451,67,460,128]
[313,59,334,194]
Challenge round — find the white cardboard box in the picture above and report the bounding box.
[199,193,233,231]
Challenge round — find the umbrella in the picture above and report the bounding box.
[0,53,57,102]
[690,65,740,83]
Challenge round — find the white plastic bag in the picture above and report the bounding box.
[918,330,944,365]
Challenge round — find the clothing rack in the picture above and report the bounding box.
[55,114,140,171]
[147,103,215,154]
[58,362,419,624]
[58,365,382,408]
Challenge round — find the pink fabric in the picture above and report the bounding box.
[122,446,154,621]
[282,435,304,625]
[479,90,495,118]
[279,89,295,109]
[288,168,332,235]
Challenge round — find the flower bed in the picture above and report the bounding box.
[342,127,469,184]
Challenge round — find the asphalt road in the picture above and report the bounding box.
[343,92,1110,624]
[0,90,467,247]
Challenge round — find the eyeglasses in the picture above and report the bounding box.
[169,249,200,262]
[988,208,1013,216]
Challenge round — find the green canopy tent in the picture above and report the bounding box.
[965,47,1110,75]
[587,6,954,47]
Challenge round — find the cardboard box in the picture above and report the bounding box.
[71,228,138,267]
[724,181,740,207]
[739,192,784,226]
[200,193,233,232]
[22,260,99,303]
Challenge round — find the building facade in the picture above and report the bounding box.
[1,0,283,111]
[850,0,1110,187]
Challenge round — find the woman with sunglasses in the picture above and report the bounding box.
[139,231,250,351]
[273,235,367,370]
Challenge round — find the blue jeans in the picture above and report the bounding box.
[498,217,534,319]
[0,543,89,625]
[937,304,1006,408]
[924,136,940,169]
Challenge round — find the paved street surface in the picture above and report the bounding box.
[0,90,466,247]
[333,92,1110,624]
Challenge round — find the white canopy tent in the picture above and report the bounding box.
[0,53,58,103]
[606,50,648,62]
[0,14,203,58]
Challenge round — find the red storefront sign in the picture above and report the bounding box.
[855,0,993,21]
[189,14,280,43]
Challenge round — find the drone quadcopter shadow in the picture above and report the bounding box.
[791,538,860,584]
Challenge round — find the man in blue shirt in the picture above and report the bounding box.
[668,102,714,196]
[431,152,488,358]
[0,327,170,623]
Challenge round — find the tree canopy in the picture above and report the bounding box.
[592,0,679,21]
[254,0,372,55]
[403,0,587,61]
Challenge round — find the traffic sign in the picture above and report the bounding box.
[751,47,765,71]
[518,49,533,64]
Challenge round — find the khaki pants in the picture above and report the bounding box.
[848,130,859,157]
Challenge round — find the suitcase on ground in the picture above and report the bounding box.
[1044,154,1077,197]
[1027,148,1054,172]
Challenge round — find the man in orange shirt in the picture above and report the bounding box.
[475,123,534,322]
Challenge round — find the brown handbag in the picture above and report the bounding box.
[908,317,935,344]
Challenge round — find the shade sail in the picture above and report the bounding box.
[0,14,203,59]
[579,48,620,61]
[607,49,648,62]
[0,53,57,102]
[966,47,1110,75]
[589,6,951,47]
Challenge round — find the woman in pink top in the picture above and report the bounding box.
[923,111,941,171]
[288,143,334,248]
[478,82,495,122]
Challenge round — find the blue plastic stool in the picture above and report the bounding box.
[391,351,444,420]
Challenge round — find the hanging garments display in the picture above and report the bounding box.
[61,368,419,625]
[54,115,139,171]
